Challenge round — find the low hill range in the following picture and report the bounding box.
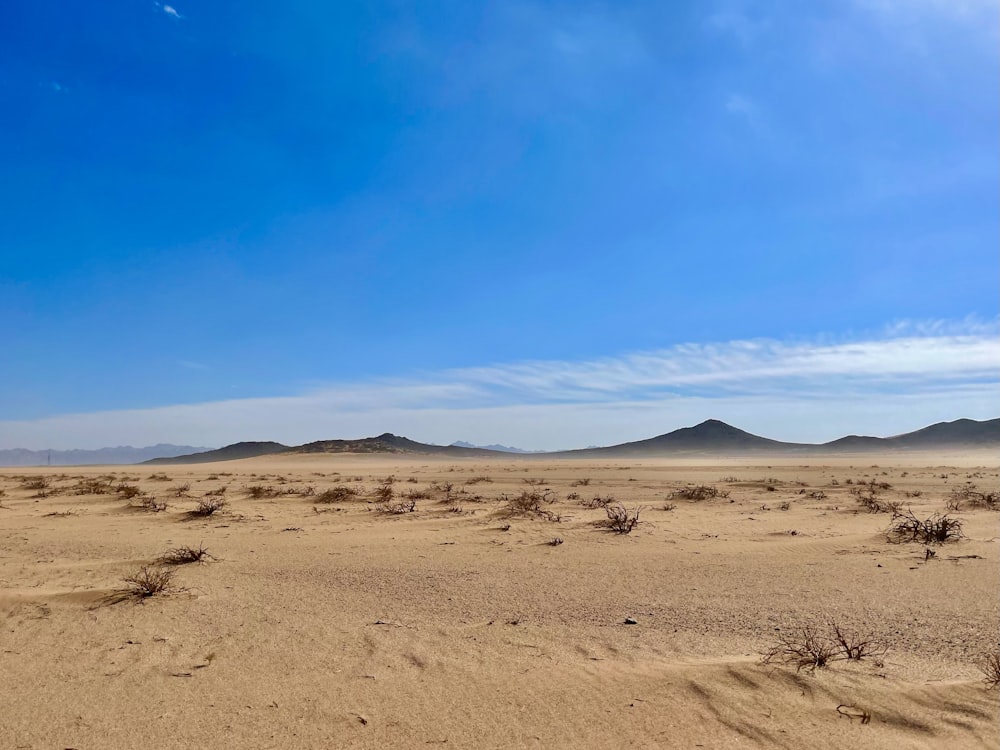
[142,417,1000,465]
[0,444,210,468]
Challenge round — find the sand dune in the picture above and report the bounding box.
[1,454,997,748]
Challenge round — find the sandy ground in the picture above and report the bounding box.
[1,452,997,749]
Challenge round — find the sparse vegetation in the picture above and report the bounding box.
[886,510,963,545]
[374,496,417,514]
[315,485,359,503]
[671,485,729,501]
[120,566,176,599]
[500,490,560,522]
[131,494,167,513]
[570,478,591,487]
[188,497,227,517]
[947,484,999,511]
[604,503,642,534]
[580,494,615,509]
[159,543,213,565]
[981,650,1000,689]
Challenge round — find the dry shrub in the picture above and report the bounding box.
[570,478,591,487]
[830,623,889,663]
[981,651,1000,689]
[204,485,227,497]
[188,497,227,517]
[580,495,616,509]
[404,489,432,500]
[245,484,281,499]
[374,497,416,514]
[159,543,213,565]
[522,478,547,486]
[21,476,50,491]
[147,473,171,481]
[763,622,888,671]
[465,476,493,485]
[763,626,838,671]
[172,483,192,498]
[501,490,560,521]
[948,484,1000,512]
[131,494,167,513]
[315,485,358,503]
[671,485,729,501]
[604,503,642,534]
[121,566,175,599]
[886,510,963,545]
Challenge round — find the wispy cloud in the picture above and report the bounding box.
[1,320,996,450]
[154,2,184,20]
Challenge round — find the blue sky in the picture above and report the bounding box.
[1,0,997,449]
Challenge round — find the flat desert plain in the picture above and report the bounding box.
[1,453,998,749]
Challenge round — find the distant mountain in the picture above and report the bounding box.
[553,419,803,457]
[823,418,1000,451]
[450,441,539,454]
[144,441,290,465]
[295,433,504,457]
[0,444,211,467]
[113,417,1000,465]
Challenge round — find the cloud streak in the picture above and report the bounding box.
[1,321,996,450]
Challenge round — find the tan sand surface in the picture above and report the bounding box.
[1,453,997,748]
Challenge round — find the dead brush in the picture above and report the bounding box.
[21,476,51,491]
[603,503,643,534]
[830,623,888,664]
[244,484,281,499]
[187,497,227,517]
[119,566,176,599]
[886,510,963,545]
[114,483,143,500]
[580,495,616,509]
[374,497,417,514]
[159,543,213,565]
[70,477,115,495]
[314,485,359,503]
[948,484,1000,512]
[465,476,493,485]
[981,650,1000,689]
[671,485,729,501]
[500,490,561,522]
[762,626,840,671]
[131,494,167,513]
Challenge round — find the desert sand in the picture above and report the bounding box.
[1,453,997,749]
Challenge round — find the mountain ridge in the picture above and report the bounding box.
[136,417,1000,464]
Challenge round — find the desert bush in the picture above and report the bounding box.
[580,495,616,509]
[501,490,560,521]
[121,566,175,599]
[315,485,359,503]
[131,494,167,513]
[465,476,493,485]
[522,478,547,486]
[981,651,1000,689]
[188,497,227,517]
[147,473,171,481]
[21,476,50,491]
[172,483,192,498]
[808,490,827,500]
[604,503,642,534]
[671,485,729,501]
[245,484,281,499]
[948,484,999,511]
[661,502,677,511]
[204,485,227,497]
[570,478,591,487]
[159,543,213,565]
[778,501,791,511]
[374,496,416,514]
[886,510,963,545]
[762,626,839,671]
[830,623,888,663]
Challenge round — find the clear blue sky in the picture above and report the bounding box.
[1,1,997,449]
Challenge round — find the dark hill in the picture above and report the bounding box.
[553,419,806,457]
[294,433,504,457]
[144,441,290,465]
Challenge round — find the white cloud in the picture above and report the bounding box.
[155,2,183,19]
[1,321,996,450]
